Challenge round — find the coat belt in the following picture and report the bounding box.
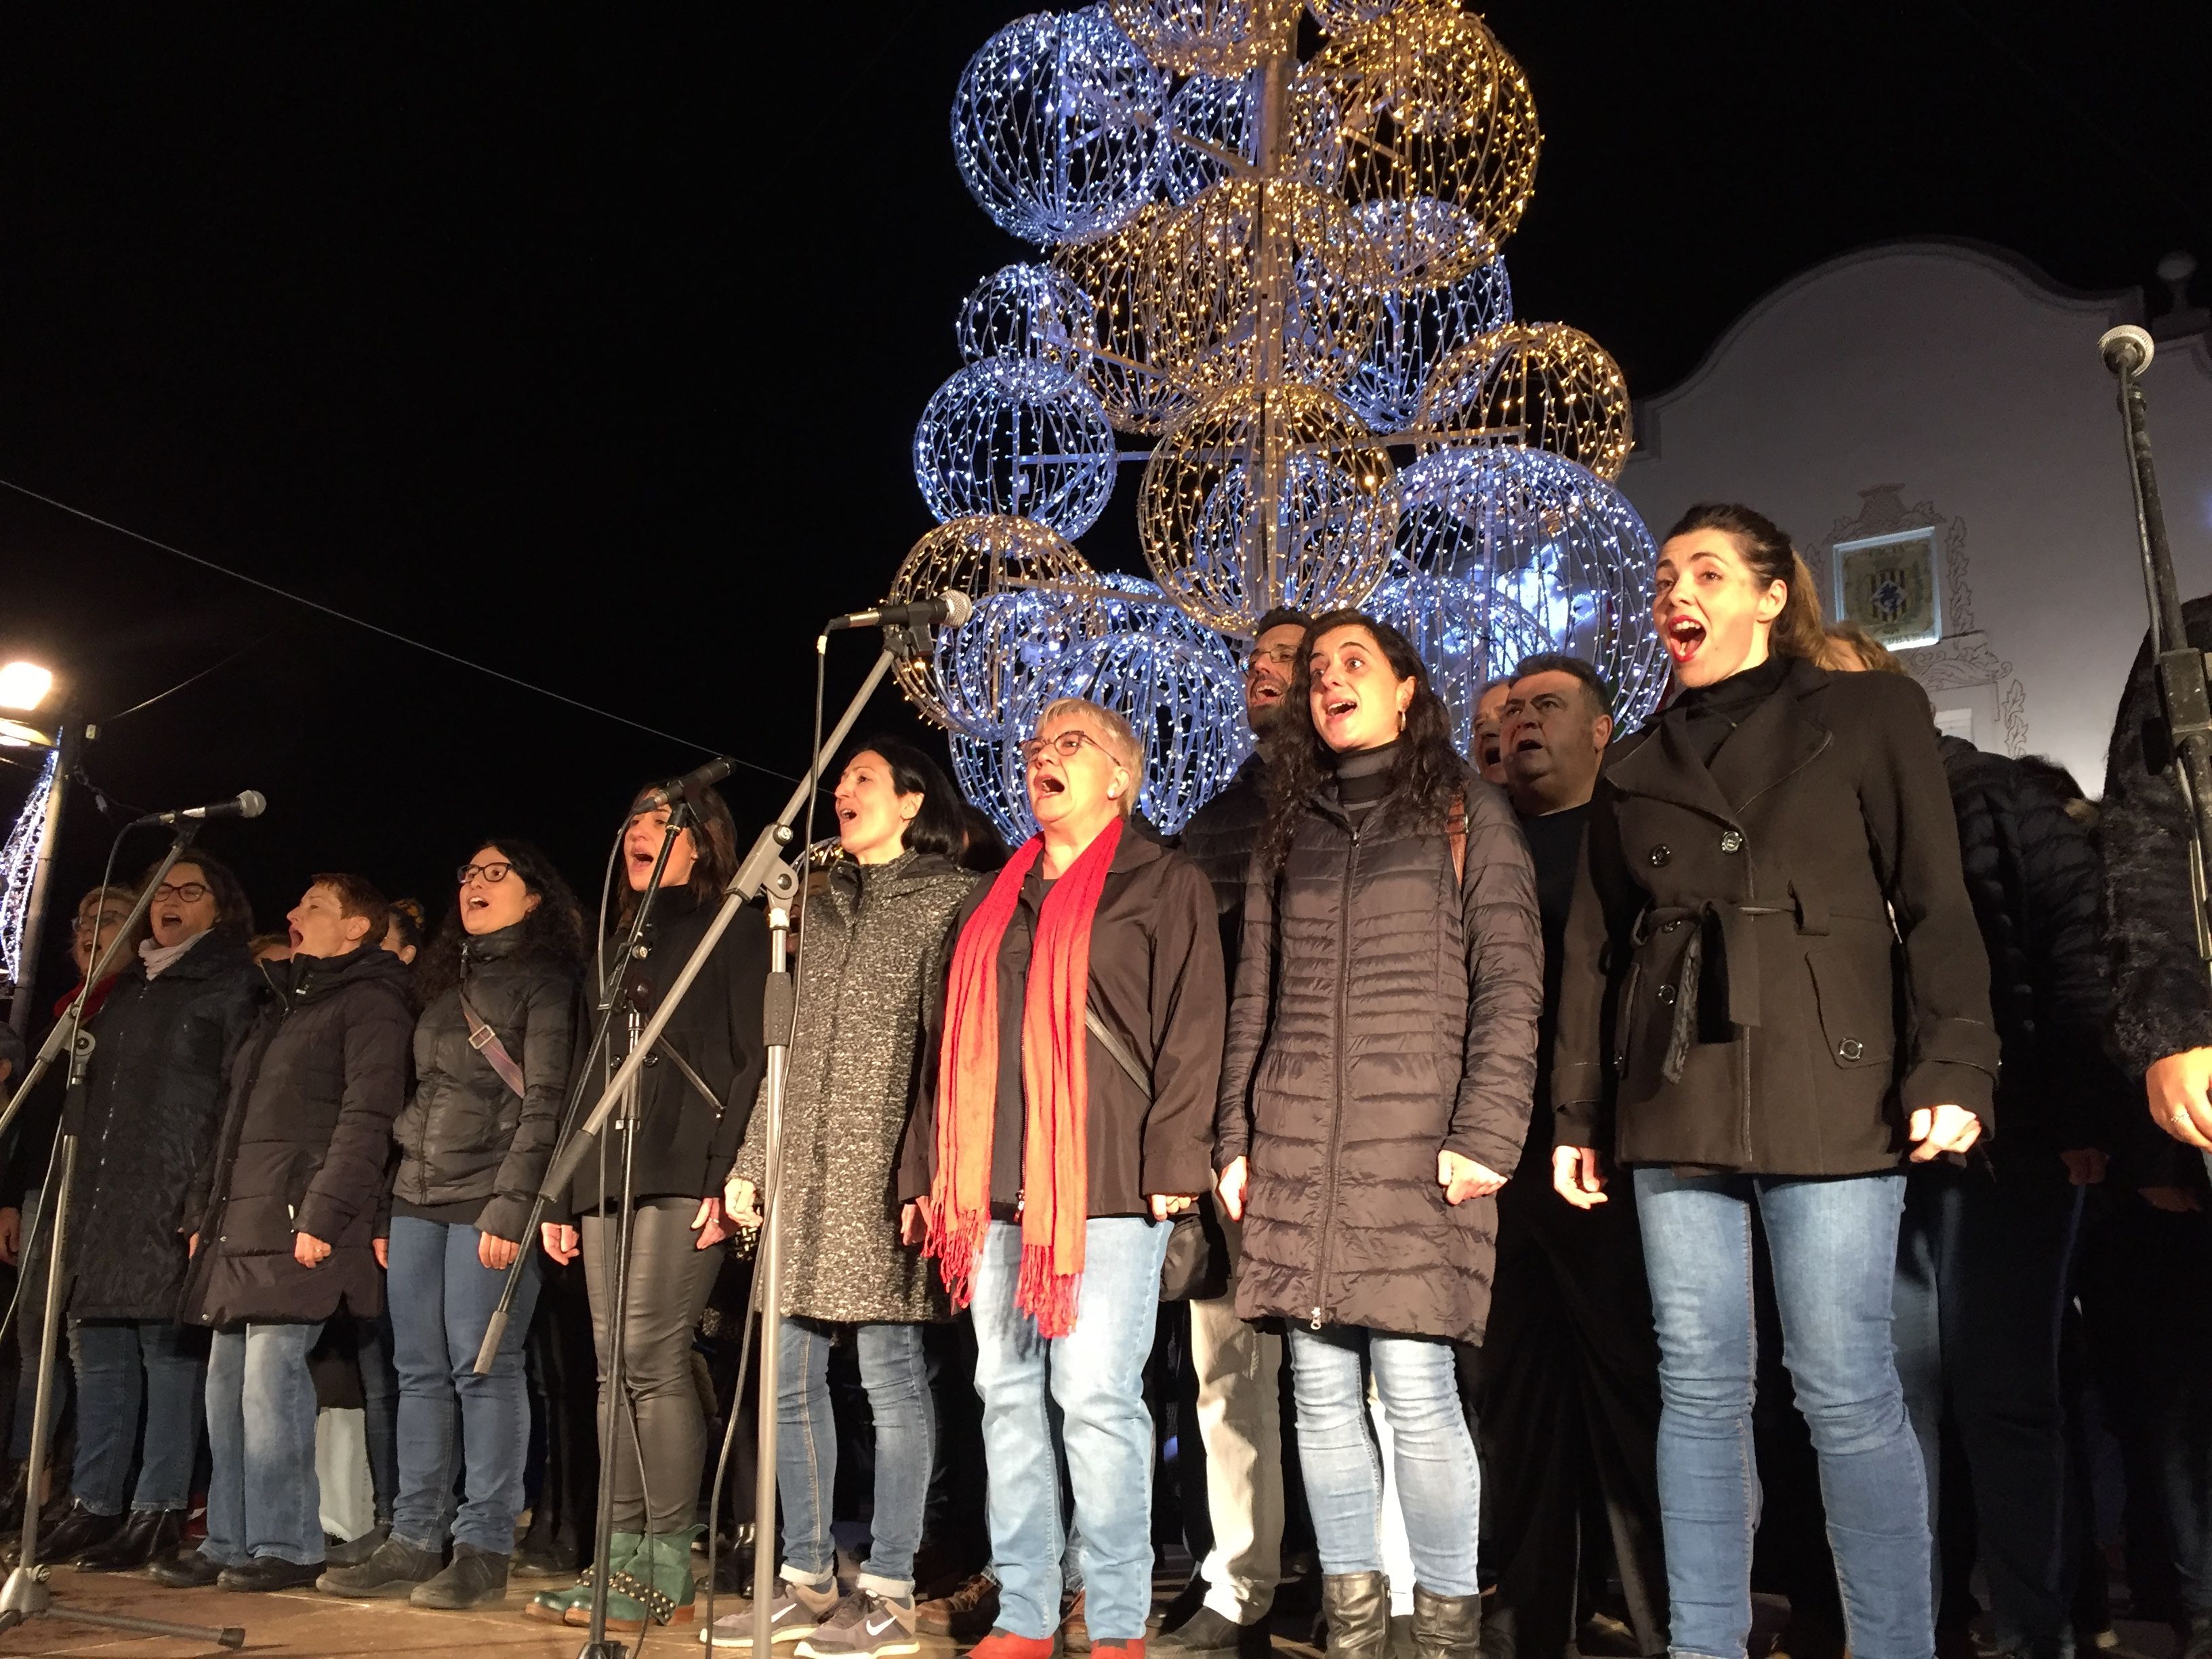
[1633,884,1833,1082]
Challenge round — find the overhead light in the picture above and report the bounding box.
[0,662,53,713]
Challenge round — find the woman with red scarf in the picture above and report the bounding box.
[899,697,1225,1659]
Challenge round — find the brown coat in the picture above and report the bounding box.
[1553,657,1999,1174]
[1215,764,1542,1344]
[897,829,1224,1215]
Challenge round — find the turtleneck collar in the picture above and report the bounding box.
[1671,651,1790,717]
[1331,738,1400,781]
[140,929,209,980]
[460,920,529,963]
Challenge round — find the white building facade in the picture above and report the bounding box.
[1618,239,2212,794]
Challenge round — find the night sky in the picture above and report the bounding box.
[2,3,2207,1008]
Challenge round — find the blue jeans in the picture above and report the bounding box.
[1894,1167,2083,1656]
[777,1318,935,1598]
[970,1217,1170,1643]
[199,1322,326,1567]
[1286,1326,1481,1597]
[69,1319,204,1513]
[1635,1168,1928,1659]
[387,1216,541,1555]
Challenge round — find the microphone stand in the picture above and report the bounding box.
[2102,323,2212,1185]
[0,824,245,1650]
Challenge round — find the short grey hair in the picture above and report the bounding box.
[1036,697,1143,815]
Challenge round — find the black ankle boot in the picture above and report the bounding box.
[0,1465,23,1535]
[1322,1572,1391,1659]
[78,1508,186,1572]
[9,1498,123,1565]
[1409,1586,1481,1659]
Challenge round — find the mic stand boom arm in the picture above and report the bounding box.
[470,643,901,1376]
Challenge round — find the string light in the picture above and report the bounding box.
[951,7,1168,246]
[0,747,56,995]
[884,514,1097,730]
[1393,447,1668,728]
[917,2,1660,832]
[1105,0,1294,77]
[913,359,1122,538]
[1138,382,1399,633]
[1338,235,1511,433]
[1288,4,1541,288]
[956,264,1099,369]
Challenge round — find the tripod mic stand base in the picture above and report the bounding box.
[0,1561,245,1648]
[575,1641,630,1659]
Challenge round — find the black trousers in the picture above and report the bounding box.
[1476,1170,1669,1659]
[523,1254,602,1560]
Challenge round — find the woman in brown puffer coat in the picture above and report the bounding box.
[1214,611,1542,1659]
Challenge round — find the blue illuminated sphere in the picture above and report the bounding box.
[957,264,1098,369]
[1366,558,1551,756]
[913,360,1122,540]
[1393,447,1666,729]
[951,8,1168,247]
[1338,241,1511,434]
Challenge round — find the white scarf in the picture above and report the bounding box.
[139,930,207,980]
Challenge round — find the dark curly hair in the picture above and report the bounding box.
[415,836,588,1006]
[1258,610,1465,876]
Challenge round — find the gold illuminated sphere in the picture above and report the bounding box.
[1289,3,1541,288]
[1138,178,1388,399]
[1052,203,1210,436]
[1136,382,1399,634]
[1417,321,1633,481]
[1105,0,1296,77]
[886,516,1097,729]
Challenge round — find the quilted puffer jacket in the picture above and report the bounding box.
[1215,762,1542,1343]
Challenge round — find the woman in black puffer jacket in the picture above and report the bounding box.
[321,840,584,1611]
[1215,611,1542,1659]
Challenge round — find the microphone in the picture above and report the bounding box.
[824,590,975,633]
[2100,324,2156,377]
[132,790,267,828]
[654,756,735,803]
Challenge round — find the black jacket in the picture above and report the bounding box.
[561,888,769,1218]
[1555,657,1999,1174]
[1216,762,1543,1343]
[181,945,414,1326]
[48,935,260,1321]
[1176,755,1266,977]
[391,925,581,1242]
[899,828,1224,1216]
[1938,735,2116,1168]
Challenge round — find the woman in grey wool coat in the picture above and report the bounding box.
[712,737,975,1659]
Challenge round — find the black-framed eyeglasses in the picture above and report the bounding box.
[1019,729,1111,766]
[150,882,211,904]
[457,861,514,886]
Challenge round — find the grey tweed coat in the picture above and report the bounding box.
[735,849,972,1324]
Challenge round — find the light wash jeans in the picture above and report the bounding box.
[199,1322,326,1567]
[970,1217,1170,1644]
[777,1317,935,1599]
[1286,1325,1481,1597]
[1636,1167,1928,1659]
[386,1215,540,1555]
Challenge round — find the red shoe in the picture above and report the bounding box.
[1091,1644,1145,1659]
[969,1632,1058,1659]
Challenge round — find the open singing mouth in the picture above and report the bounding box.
[1666,615,1706,663]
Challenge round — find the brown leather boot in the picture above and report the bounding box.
[1322,1572,1390,1659]
[1409,1586,1481,1659]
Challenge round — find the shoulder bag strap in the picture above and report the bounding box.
[457,987,527,1100]
[1084,1004,1153,1103]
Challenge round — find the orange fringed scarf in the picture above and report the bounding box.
[927,816,1122,1338]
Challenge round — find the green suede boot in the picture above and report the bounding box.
[581,1527,699,1633]
[525,1531,642,1624]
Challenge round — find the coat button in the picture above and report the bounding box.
[1837,1038,1864,1061]
[1647,845,1672,867]
[644,1054,659,1067]
[1656,984,1677,1006]
[1719,830,1744,854]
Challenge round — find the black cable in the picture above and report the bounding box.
[103,638,266,724]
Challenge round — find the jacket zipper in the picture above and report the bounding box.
[1312,822,1359,1330]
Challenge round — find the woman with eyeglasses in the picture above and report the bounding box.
[898,697,1225,1659]
[320,840,585,1610]
[16,855,260,1572]
[529,783,768,1635]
